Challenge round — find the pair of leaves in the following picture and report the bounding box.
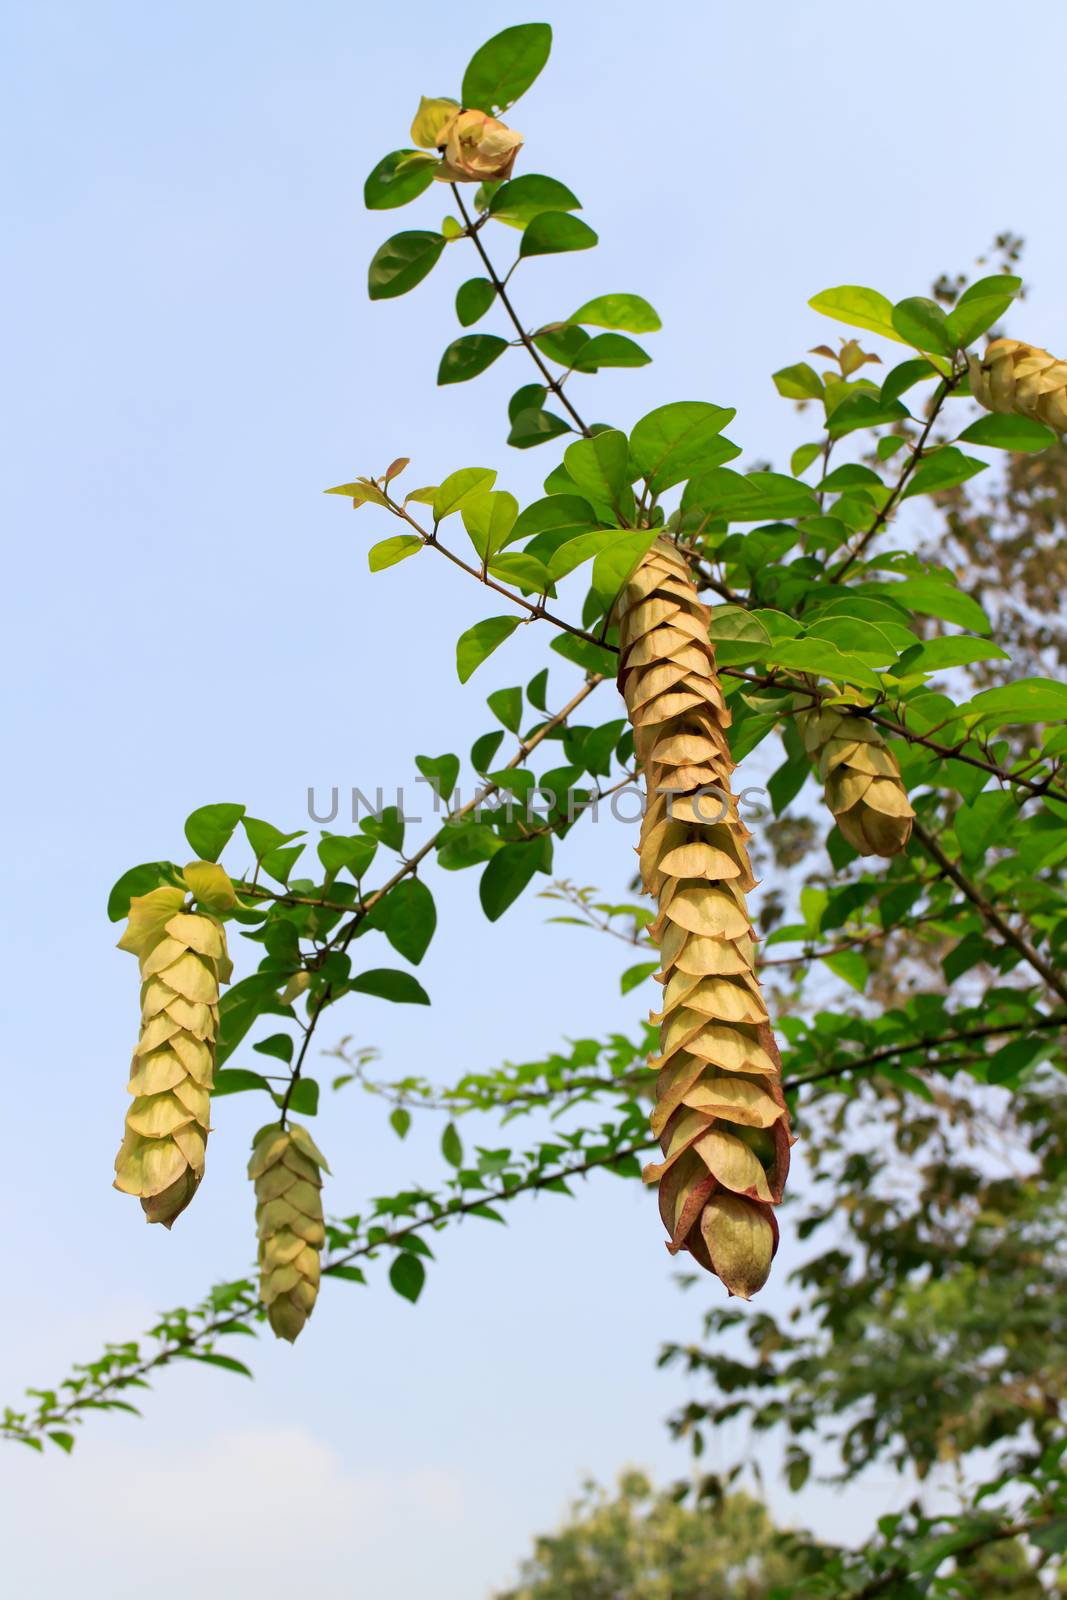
[810,275,1022,353]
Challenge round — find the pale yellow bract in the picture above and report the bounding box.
[113,873,233,1227]
[614,538,792,1299]
[248,1124,330,1343]
[798,707,914,857]
[969,338,1067,433]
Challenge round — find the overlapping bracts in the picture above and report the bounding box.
[969,338,1067,432]
[249,1124,329,1343]
[113,886,232,1226]
[615,538,791,1299]
[797,706,913,857]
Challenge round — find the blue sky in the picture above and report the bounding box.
[3,1,1066,1594]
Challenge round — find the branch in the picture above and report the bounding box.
[452,185,592,439]
[786,1011,1067,1091]
[913,818,1067,1005]
[838,1514,1056,1600]
[278,673,606,1120]
[2,1134,652,1446]
[386,489,617,650]
[832,369,960,581]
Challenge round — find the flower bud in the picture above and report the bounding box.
[435,109,523,184]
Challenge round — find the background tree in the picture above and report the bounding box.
[494,1471,814,1599]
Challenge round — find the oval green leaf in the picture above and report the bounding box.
[368,231,445,301]
[461,22,552,115]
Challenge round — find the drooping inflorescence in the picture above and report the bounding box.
[249,1123,329,1343]
[615,538,792,1299]
[113,877,233,1227]
[969,338,1067,432]
[797,705,914,857]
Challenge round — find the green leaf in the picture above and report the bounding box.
[591,528,660,608]
[186,1352,254,1377]
[259,843,303,885]
[471,730,505,772]
[107,861,181,922]
[880,357,939,405]
[368,534,421,571]
[462,490,518,559]
[570,293,661,333]
[324,477,391,506]
[510,493,599,548]
[410,95,459,147]
[808,285,905,343]
[455,277,496,326]
[287,1077,319,1116]
[944,273,1022,347]
[360,804,404,852]
[438,334,509,386]
[954,790,1017,863]
[415,752,460,805]
[185,803,245,863]
[570,333,651,372]
[377,878,437,965]
[212,1068,274,1098]
[253,1034,294,1063]
[818,463,884,494]
[508,407,572,448]
[620,961,658,994]
[479,839,543,920]
[550,631,616,676]
[509,383,546,421]
[896,636,1008,675]
[349,968,430,1005]
[488,174,579,225]
[217,974,295,1068]
[243,817,303,863]
[773,362,823,400]
[855,577,990,633]
[765,636,882,689]
[629,401,737,492]
[389,1251,426,1303]
[317,833,376,879]
[488,551,553,590]
[433,467,497,521]
[487,686,523,732]
[891,296,952,355]
[520,212,598,257]
[825,390,909,439]
[791,442,823,477]
[958,412,1057,451]
[363,149,437,210]
[456,615,521,682]
[707,606,773,667]
[822,950,868,992]
[390,1107,411,1139]
[683,468,818,523]
[441,1121,464,1168]
[564,430,633,517]
[368,231,445,301]
[902,446,987,498]
[966,677,1067,726]
[461,22,552,115]
[526,667,548,710]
